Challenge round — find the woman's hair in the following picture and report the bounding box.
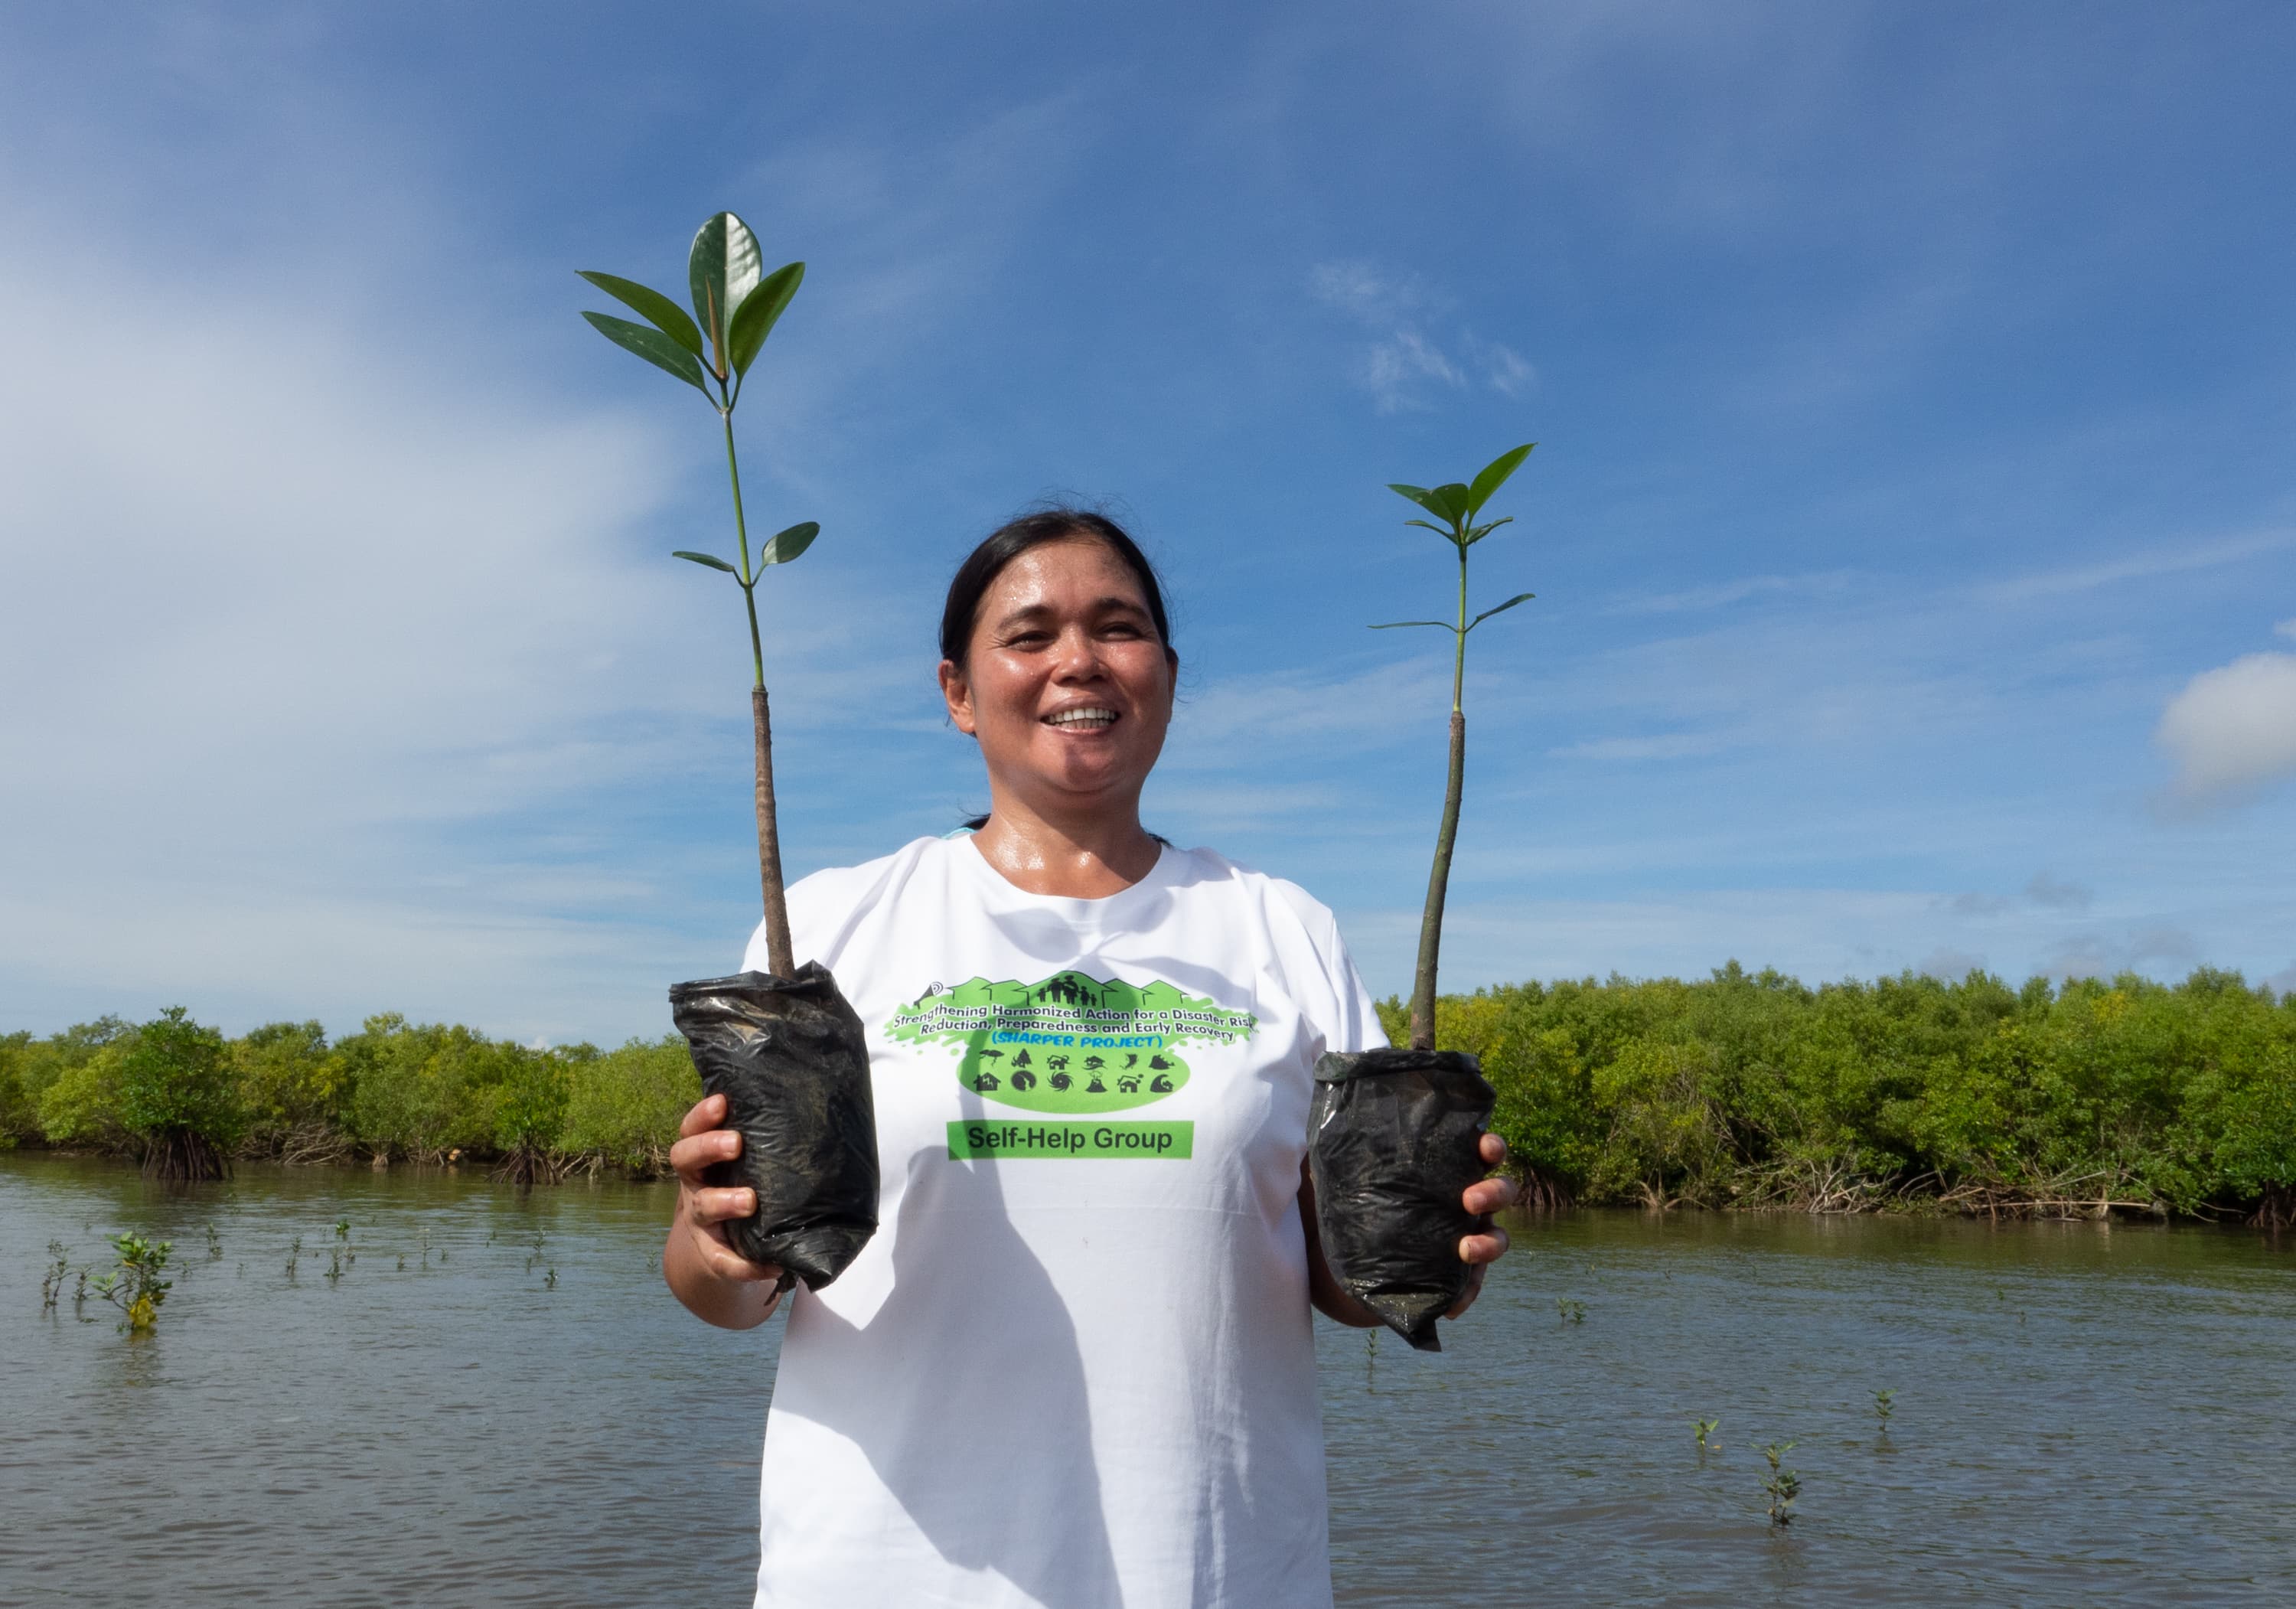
[943,506,1175,839]
[938,507,1172,670]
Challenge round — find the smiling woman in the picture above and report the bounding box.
[660,505,1516,1609]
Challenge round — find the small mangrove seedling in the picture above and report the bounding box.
[41,1241,70,1314]
[73,1268,90,1317]
[397,1254,407,1271]
[285,1235,302,1280]
[1694,1418,1720,1453]
[545,1268,558,1290]
[1762,1441,1801,1527]
[1374,444,1539,1050]
[1557,1297,1586,1324]
[1873,1389,1895,1431]
[205,1223,223,1261]
[89,1233,173,1334]
[334,1219,351,1240]
[578,213,818,976]
[325,1248,342,1282]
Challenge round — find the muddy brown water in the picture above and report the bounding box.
[4,1154,2291,1605]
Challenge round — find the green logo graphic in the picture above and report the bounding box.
[886,972,1257,1115]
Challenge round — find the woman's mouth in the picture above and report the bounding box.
[1043,706,1118,731]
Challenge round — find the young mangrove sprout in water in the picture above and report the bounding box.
[285,1235,302,1280]
[1762,1441,1801,1526]
[41,1241,70,1314]
[1873,1389,1895,1430]
[1373,444,1538,1049]
[545,1268,558,1290]
[579,214,818,974]
[397,1254,407,1271]
[325,1248,342,1282]
[334,1219,351,1240]
[1694,1418,1720,1452]
[205,1223,223,1261]
[1556,1297,1586,1324]
[90,1234,173,1334]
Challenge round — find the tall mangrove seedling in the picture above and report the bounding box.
[1374,443,1536,1050]
[1299,444,1534,1352]
[579,214,816,974]
[582,214,879,1293]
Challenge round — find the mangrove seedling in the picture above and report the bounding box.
[545,1267,558,1289]
[334,1219,350,1240]
[205,1223,223,1261]
[41,1241,70,1314]
[1375,444,1538,1049]
[587,215,883,1296]
[90,1233,172,1334]
[1873,1389,1895,1430]
[578,213,816,976]
[325,1248,342,1282]
[1557,1297,1586,1324]
[285,1235,302,1279]
[1694,1418,1720,1452]
[1762,1441,1801,1526]
[1297,449,1532,1350]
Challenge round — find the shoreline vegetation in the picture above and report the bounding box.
[4,964,2291,1226]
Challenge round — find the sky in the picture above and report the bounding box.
[2,1,2292,1045]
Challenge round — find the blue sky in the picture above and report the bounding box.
[3,1,2292,1044]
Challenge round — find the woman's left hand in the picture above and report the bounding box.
[1446,1131,1518,1320]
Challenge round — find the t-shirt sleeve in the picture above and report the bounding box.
[1263,873,1389,1059]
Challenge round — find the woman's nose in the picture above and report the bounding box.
[1049,627,1101,678]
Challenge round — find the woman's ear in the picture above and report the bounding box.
[938,659,978,735]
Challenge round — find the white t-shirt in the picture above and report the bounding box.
[737,833,1385,1608]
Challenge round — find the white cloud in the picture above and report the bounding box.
[1307,261,1531,413]
[2155,651,2296,805]
[2275,617,2296,641]
[1978,531,2294,605]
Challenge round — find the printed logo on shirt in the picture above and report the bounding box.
[885,972,1257,1116]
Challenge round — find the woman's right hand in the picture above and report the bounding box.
[662,1092,788,1330]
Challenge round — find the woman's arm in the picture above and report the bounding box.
[664,1092,789,1330]
[1298,1132,1518,1327]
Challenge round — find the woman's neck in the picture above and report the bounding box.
[968,790,1161,897]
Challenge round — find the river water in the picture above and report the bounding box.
[3,1154,2291,1605]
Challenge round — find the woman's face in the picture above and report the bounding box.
[939,537,1178,820]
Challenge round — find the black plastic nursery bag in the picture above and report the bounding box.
[669,963,879,1291]
[1308,1046,1498,1352]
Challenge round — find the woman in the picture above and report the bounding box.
[665,509,1515,1607]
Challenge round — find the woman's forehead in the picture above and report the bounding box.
[983,539,1150,611]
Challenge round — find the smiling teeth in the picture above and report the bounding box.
[1046,708,1117,727]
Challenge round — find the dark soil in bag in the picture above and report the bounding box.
[669,963,879,1291]
[1308,1046,1497,1352]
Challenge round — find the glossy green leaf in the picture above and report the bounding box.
[672,550,738,573]
[688,212,762,377]
[1403,519,1453,537]
[1368,619,1456,632]
[1466,443,1535,514]
[1428,483,1473,522]
[1387,482,1450,521]
[1464,515,1515,547]
[1469,592,1536,628]
[576,271,703,357]
[582,312,708,393]
[758,521,820,566]
[729,260,804,380]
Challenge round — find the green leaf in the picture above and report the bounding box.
[582,312,709,393]
[1403,520,1453,537]
[1387,482,1453,523]
[671,550,738,573]
[576,272,703,357]
[1368,619,1456,631]
[1427,482,1473,522]
[729,260,804,380]
[688,212,762,378]
[1466,442,1535,514]
[758,521,820,566]
[1464,515,1515,547]
[1468,592,1535,629]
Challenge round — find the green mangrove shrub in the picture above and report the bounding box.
[119,1007,241,1182]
